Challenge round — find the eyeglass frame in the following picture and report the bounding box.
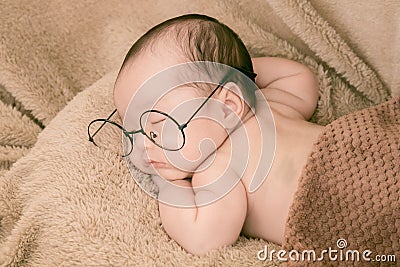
[87,67,257,157]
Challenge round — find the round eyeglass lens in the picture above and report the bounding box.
[140,110,184,150]
[88,120,133,157]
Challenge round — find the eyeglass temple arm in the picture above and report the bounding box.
[181,84,222,130]
[107,109,118,120]
[88,109,118,141]
[180,69,237,130]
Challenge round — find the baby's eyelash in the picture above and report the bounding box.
[151,118,166,124]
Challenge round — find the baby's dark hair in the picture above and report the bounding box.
[119,14,257,106]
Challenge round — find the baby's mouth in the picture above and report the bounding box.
[148,160,167,168]
[142,158,167,169]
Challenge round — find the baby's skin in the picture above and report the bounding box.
[114,49,324,255]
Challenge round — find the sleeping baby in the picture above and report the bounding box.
[110,14,324,255]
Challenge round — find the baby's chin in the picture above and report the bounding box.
[132,159,191,181]
[153,167,192,182]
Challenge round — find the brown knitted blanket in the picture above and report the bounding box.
[283,96,400,266]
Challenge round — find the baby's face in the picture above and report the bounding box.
[114,51,229,181]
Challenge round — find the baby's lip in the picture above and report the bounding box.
[142,158,167,168]
[149,160,167,168]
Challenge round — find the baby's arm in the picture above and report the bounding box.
[252,57,319,120]
[153,160,247,255]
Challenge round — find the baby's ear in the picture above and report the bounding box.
[216,82,246,129]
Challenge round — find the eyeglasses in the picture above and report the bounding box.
[88,83,226,157]
[87,67,256,157]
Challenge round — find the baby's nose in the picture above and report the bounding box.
[132,134,145,150]
[135,129,162,151]
[143,134,158,150]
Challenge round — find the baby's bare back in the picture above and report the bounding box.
[236,91,324,244]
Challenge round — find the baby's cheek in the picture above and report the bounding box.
[181,123,215,159]
[187,120,226,154]
[179,141,202,162]
[162,120,222,174]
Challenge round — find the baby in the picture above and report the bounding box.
[112,14,324,255]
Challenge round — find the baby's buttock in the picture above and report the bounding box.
[239,113,324,244]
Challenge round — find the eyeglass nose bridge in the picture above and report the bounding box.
[124,128,146,142]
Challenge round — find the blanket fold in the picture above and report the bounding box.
[283,96,400,266]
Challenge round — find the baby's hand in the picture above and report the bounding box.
[151,174,195,207]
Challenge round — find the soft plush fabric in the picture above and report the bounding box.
[0,0,398,266]
[283,96,400,266]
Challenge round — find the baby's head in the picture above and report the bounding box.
[114,14,256,180]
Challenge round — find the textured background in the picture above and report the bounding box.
[0,0,398,265]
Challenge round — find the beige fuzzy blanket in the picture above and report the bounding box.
[0,0,398,266]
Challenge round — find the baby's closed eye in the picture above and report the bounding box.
[151,117,166,124]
